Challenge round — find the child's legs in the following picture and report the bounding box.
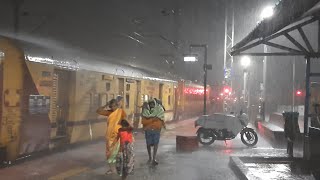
[127,143,135,173]
[116,152,123,175]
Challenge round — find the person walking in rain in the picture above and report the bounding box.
[112,119,135,177]
[141,98,166,166]
[96,96,126,175]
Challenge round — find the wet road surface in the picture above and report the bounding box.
[0,118,284,180]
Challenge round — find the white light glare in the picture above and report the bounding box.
[26,55,79,70]
[241,56,251,68]
[184,56,198,62]
[260,6,274,20]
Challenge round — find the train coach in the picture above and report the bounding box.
[0,35,210,163]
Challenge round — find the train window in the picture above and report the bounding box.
[99,94,108,106]
[105,94,109,104]
[42,71,51,77]
[94,94,99,107]
[126,94,130,108]
[168,95,171,106]
[126,84,130,91]
[89,93,98,111]
[106,82,111,91]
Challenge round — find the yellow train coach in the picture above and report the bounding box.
[0,35,208,163]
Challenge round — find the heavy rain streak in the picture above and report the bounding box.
[0,0,320,180]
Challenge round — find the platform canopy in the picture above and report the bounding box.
[230,0,320,161]
[231,0,320,57]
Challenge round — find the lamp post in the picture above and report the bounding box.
[260,6,274,121]
[184,44,211,115]
[241,56,251,113]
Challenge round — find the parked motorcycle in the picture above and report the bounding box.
[194,112,258,147]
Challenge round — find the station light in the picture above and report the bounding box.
[240,56,251,68]
[260,6,274,20]
[183,56,198,62]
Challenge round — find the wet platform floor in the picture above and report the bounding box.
[0,119,302,180]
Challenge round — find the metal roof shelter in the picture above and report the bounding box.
[231,0,320,160]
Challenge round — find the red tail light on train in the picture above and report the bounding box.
[184,87,209,95]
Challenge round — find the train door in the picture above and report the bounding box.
[118,78,125,96]
[133,81,141,128]
[159,83,164,101]
[55,69,71,137]
[19,63,53,156]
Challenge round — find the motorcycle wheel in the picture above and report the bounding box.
[197,128,215,146]
[241,128,258,147]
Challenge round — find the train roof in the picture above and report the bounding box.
[0,34,177,83]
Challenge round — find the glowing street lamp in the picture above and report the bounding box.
[183,55,198,62]
[241,56,251,68]
[260,6,274,20]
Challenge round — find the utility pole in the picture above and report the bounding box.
[292,57,296,112]
[189,44,209,115]
[262,45,267,120]
[223,0,235,113]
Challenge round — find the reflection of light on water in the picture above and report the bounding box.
[223,141,233,154]
[257,121,265,135]
[223,149,233,154]
[246,164,293,180]
[225,140,232,147]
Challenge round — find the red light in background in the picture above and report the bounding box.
[223,86,232,95]
[184,87,209,95]
[296,90,302,96]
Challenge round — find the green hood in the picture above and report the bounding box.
[142,99,165,121]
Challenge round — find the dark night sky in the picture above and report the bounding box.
[1,0,318,111]
[0,0,279,84]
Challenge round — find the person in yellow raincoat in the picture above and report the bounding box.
[96,96,126,175]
